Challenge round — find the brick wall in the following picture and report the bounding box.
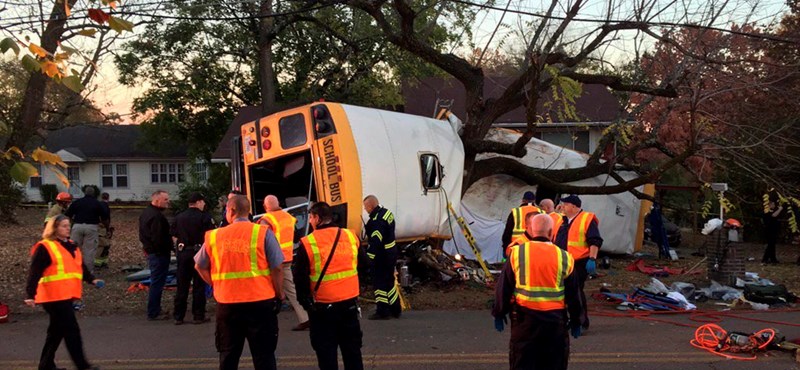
[704,229,745,286]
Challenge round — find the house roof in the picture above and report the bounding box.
[45,125,188,160]
[402,77,625,124]
[212,106,262,161]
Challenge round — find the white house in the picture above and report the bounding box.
[25,125,204,202]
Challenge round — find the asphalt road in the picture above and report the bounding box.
[1,309,798,370]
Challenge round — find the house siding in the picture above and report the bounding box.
[23,160,190,202]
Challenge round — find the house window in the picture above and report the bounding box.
[67,166,80,182]
[151,163,186,184]
[30,164,42,188]
[419,153,441,190]
[193,162,208,182]
[102,163,128,188]
[535,131,590,153]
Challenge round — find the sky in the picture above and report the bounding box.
[61,0,791,122]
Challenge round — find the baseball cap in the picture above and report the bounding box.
[560,194,582,207]
[522,191,536,201]
[188,192,206,204]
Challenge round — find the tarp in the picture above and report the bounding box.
[443,129,643,263]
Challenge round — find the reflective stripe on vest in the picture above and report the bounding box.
[307,229,359,283]
[511,241,571,310]
[264,211,296,261]
[33,240,83,303]
[566,212,596,260]
[209,226,270,281]
[512,205,542,236]
[39,240,83,283]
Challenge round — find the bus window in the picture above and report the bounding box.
[420,153,441,190]
[279,114,307,150]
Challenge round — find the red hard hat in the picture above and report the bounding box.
[56,192,72,202]
[725,218,742,228]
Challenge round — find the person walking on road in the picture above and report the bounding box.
[195,195,284,370]
[65,186,110,274]
[25,214,105,370]
[294,202,364,370]
[138,190,173,321]
[171,192,215,325]
[502,191,543,255]
[362,195,401,320]
[553,195,601,331]
[493,213,583,370]
[259,194,310,331]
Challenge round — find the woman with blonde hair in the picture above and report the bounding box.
[25,214,104,370]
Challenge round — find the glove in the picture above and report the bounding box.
[93,279,105,288]
[586,259,597,276]
[494,316,507,332]
[571,325,582,339]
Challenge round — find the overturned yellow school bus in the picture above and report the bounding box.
[235,102,464,241]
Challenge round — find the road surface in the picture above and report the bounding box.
[1,309,798,369]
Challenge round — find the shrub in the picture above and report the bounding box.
[39,184,59,203]
[0,162,25,223]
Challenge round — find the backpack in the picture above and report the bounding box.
[743,284,792,305]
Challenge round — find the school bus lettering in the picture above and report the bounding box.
[322,138,343,203]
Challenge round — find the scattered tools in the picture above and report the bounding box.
[446,202,493,283]
[690,323,781,360]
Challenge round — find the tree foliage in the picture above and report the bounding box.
[115,0,455,160]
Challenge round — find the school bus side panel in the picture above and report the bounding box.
[342,104,464,241]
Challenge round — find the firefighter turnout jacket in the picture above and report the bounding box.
[365,206,396,260]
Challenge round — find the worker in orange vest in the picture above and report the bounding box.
[259,194,310,331]
[493,213,583,370]
[25,214,104,370]
[539,198,563,240]
[553,195,602,331]
[195,195,284,370]
[501,191,543,255]
[492,214,582,369]
[294,202,363,370]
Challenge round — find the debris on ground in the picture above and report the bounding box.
[625,258,692,277]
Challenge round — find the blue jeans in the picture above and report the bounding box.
[147,254,171,318]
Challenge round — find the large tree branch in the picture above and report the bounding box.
[560,71,677,97]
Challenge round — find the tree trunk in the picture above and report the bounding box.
[7,0,78,150]
[257,0,276,116]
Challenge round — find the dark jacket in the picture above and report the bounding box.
[171,207,215,247]
[294,223,338,309]
[365,206,396,260]
[139,204,172,256]
[492,236,583,328]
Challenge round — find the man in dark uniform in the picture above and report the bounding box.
[362,195,400,320]
[65,186,110,274]
[171,192,215,325]
[493,213,583,370]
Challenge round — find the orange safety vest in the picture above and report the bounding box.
[511,205,544,238]
[508,241,574,311]
[505,234,530,257]
[553,211,599,260]
[31,240,83,304]
[205,222,276,303]
[260,210,297,262]
[548,212,564,241]
[300,227,359,304]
